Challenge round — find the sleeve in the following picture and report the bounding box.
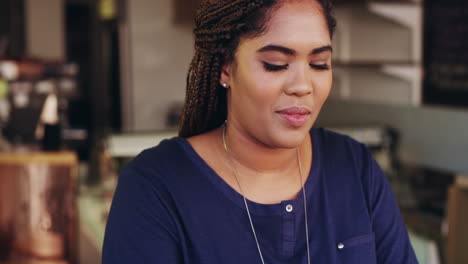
[365,150,418,264]
[102,165,183,264]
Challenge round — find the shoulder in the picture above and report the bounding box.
[313,127,370,168]
[130,137,186,166]
[314,126,376,181]
[104,138,186,259]
[126,137,189,174]
[313,127,378,211]
[117,136,195,193]
[314,127,366,149]
[111,136,194,219]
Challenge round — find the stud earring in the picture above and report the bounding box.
[222,82,228,88]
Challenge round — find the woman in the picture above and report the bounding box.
[103,0,418,263]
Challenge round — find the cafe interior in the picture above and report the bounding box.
[0,0,467,263]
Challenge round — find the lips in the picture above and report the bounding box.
[276,107,311,127]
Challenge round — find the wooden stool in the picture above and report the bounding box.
[0,152,78,264]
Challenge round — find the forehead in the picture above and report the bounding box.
[239,0,330,52]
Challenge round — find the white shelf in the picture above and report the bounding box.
[331,2,423,106]
[368,2,422,63]
[331,64,422,106]
[333,4,421,63]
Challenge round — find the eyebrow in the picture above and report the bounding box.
[257,45,333,56]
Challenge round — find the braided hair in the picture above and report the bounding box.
[179,0,336,138]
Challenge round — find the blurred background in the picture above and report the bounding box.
[0,0,467,263]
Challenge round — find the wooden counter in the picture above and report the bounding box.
[0,152,77,165]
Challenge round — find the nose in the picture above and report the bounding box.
[284,65,313,97]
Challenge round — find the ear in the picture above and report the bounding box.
[220,62,232,88]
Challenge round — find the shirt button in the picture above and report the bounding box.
[337,243,344,250]
[285,204,293,212]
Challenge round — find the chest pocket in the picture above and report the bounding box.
[336,232,377,264]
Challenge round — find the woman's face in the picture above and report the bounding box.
[223,0,333,148]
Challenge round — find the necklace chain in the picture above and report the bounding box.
[222,124,311,264]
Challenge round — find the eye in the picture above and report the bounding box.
[310,63,330,70]
[262,62,288,72]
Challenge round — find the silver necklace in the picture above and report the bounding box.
[222,124,311,264]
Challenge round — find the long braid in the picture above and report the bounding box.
[179,0,336,138]
[179,0,269,138]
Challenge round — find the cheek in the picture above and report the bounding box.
[236,62,283,106]
[315,72,333,102]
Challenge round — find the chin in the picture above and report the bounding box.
[268,125,311,149]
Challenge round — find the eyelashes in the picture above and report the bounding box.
[263,62,288,71]
[262,62,330,72]
[312,64,331,70]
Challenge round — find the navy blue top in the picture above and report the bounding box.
[103,128,417,264]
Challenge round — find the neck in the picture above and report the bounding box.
[221,121,311,177]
